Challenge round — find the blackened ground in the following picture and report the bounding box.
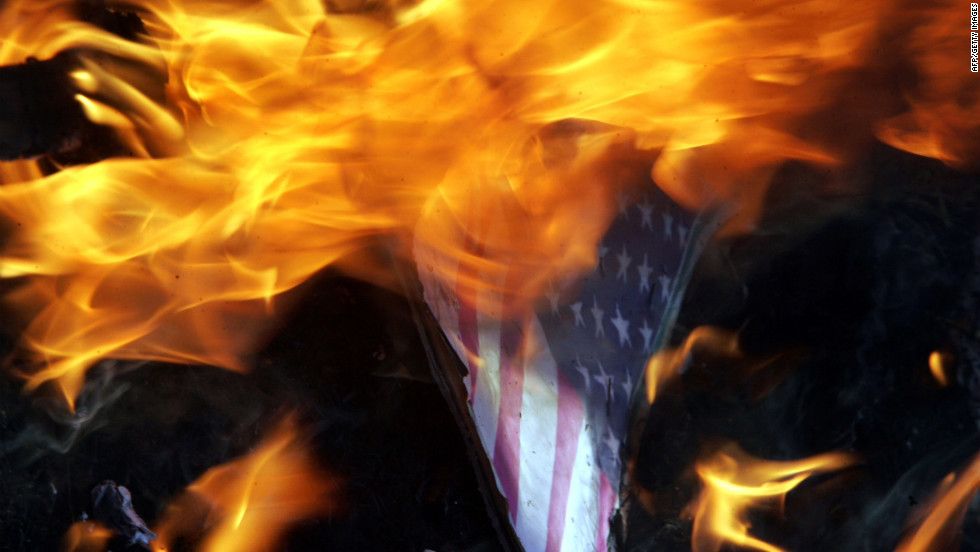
[626,146,980,552]
[0,264,503,552]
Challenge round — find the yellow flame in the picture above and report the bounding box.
[0,0,975,405]
[895,451,980,552]
[690,444,856,552]
[150,416,340,552]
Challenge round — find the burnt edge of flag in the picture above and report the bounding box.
[390,246,527,552]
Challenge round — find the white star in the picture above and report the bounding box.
[545,286,560,317]
[678,224,688,245]
[637,254,653,294]
[611,305,632,348]
[637,198,654,230]
[639,319,654,353]
[621,370,633,398]
[604,428,621,456]
[662,211,674,240]
[590,296,605,338]
[570,301,585,327]
[617,193,630,220]
[592,359,609,389]
[574,355,592,395]
[658,274,672,302]
[615,245,632,283]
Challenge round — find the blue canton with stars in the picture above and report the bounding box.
[539,187,693,489]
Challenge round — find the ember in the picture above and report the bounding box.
[0,0,977,551]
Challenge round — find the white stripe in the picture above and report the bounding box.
[414,195,502,460]
[561,421,601,552]
[514,316,559,552]
[413,197,462,356]
[471,292,502,460]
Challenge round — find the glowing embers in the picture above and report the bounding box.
[689,445,856,552]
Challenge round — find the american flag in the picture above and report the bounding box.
[415,187,693,552]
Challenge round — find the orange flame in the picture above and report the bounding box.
[895,450,980,552]
[928,350,949,387]
[645,326,740,403]
[150,416,340,552]
[690,444,856,552]
[875,2,980,171]
[0,0,975,405]
[64,521,113,552]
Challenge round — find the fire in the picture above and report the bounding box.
[928,350,949,386]
[0,0,974,408]
[0,0,971,549]
[150,416,340,552]
[895,450,980,552]
[875,2,980,171]
[64,521,113,552]
[690,444,856,552]
[645,326,741,402]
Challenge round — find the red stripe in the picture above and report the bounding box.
[493,322,525,522]
[596,471,615,552]
[544,368,585,552]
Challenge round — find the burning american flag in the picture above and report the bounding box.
[0,0,977,551]
[415,186,699,551]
